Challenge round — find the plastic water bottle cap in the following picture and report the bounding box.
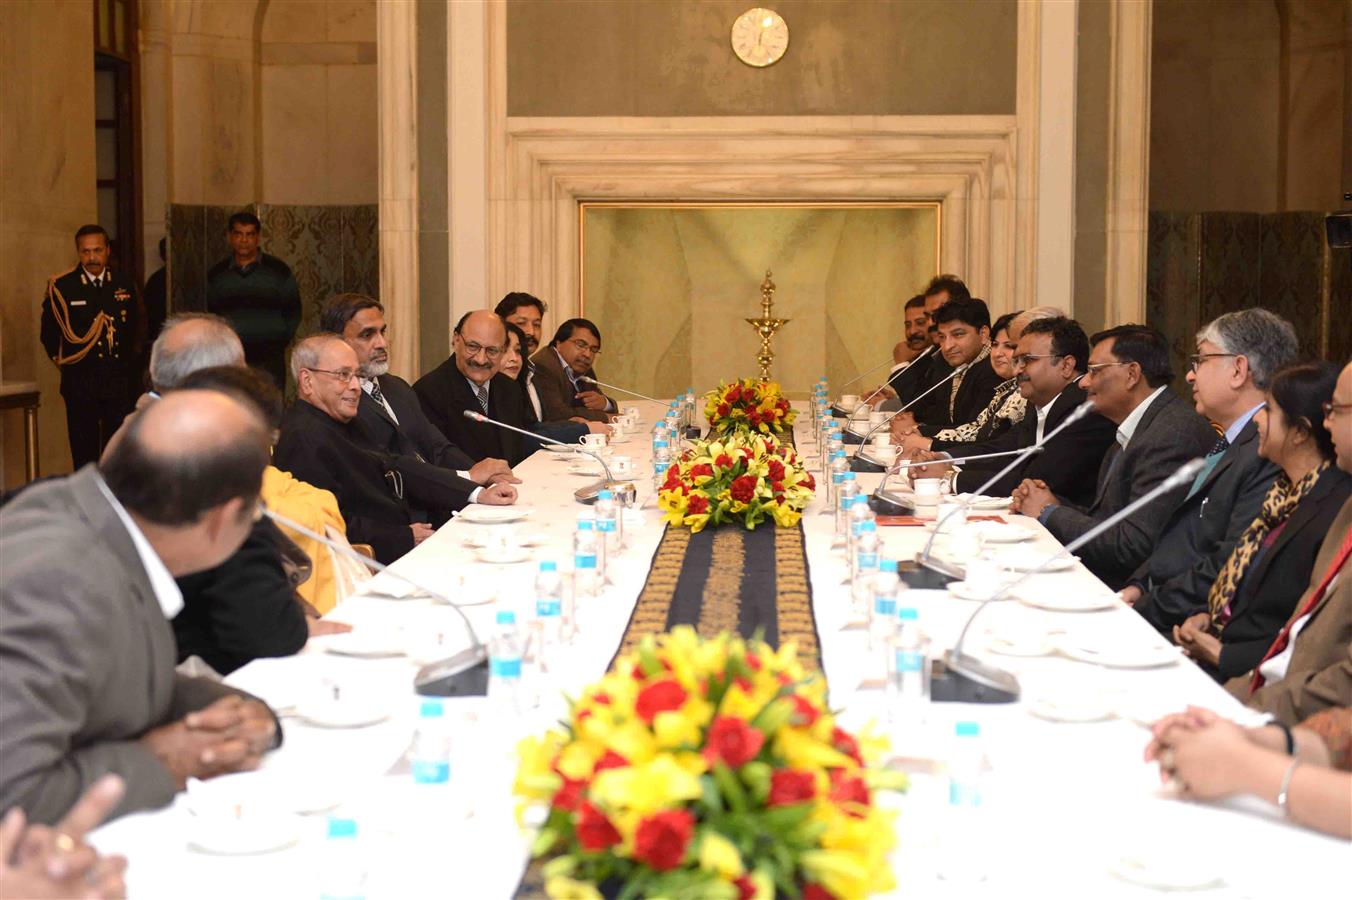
[496,610,516,625]
[327,817,358,839]
[539,561,557,572]
[898,607,919,621]
[420,699,445,717]
[879,558,898,572]
[843,472,857,481]
[956,721,980,738]
[597,490,613,500]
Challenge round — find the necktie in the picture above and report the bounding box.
[475,383,489,414]
[368,378,387,409]
[1249,526,1352,694]
[1185,434,1231,500]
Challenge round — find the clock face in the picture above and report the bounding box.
[731,7,789,68]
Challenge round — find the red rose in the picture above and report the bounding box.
[768,769,816,806]
[778,399,790,412]
[829,770,871,814]
[767,459,786,482]
[635,678,688,723]
[790,694,819,728]
[715,453,733,470]
[748,413,761,427]
[552,776,585,812]
[575,801,621,852]
[771,481,784,493]
[717,403,731,417]
[831,727,863,766]
[726,386,742,403]
[594,750,629,773]
[729,475,757,503]
[803,884,836,900]
[703,716,765,768]
[803,472,817,491]
[691,463,714,479]
[686,493,710,515]
[734,876,757,900]
[633,809,694,871]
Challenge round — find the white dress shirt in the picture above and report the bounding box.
[525,369,543,420]
[1115,385,1168,449]
[96,475,184,620]
[1034,398,1056,444]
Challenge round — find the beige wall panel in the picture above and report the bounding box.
[261,64,328,203]
[507,0,1017,117]
[581,205,936,397]
[326,65,379,204]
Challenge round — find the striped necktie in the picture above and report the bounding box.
[475,383,489,414]
[367,378,387,409]
[1186,434,1230,499]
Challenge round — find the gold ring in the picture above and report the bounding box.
[54,832,76,853]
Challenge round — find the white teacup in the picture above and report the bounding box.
[870,445,897,466]
[872,434,892,448]
[611,455,634,477]
[913,478,943,505]
[964,557,1000,595]
[935,501,967,531]
[869,411,889,428]
[581,433,607,448]
[623,406,640,422]
[839,394,860,411]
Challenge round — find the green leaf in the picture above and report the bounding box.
[713,761,748,814]
[699,773,724,814]
[740,760,771,804]
[639,643,664,677]
[531,826,560,857]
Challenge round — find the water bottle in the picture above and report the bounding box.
[828,450,849,509]
[851,520,880,620]
[850,501,878,580]
[319,817,366,900]
[870,558,901,654]
[535,561,563,653]
[835,471,858,536]
[573,519,600,610]
[888,607,930,729]
[826,431,844,476]
[488,610,526,714]
[410,699,452,788]
[940,722,988,882]
[653,439,672,491]
[652,422,671,455]
[594,489,620,558]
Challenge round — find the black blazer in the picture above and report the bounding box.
[1044,388,1217,589]
[897,352,954,424]
[1212,466,1352,680]
[273,401,472,564]
[172,518,309,675]
[351,373,478,473]
[886,347,941,406]
[917,355,1005,436]
[1131,417,1281,632]
[413,358,528,466]
[952,382,1115,509]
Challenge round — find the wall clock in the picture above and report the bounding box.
[731,8,789,68]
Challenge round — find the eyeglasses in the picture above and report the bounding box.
[568,338,601,355]
[1323,400,1352,417]
[460,340,503,360]
[1188,353,1238,373]
[304,367,359,383]
[1085,361,1133,375]
[1012,353,1064,368]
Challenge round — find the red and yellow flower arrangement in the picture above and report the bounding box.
[658,433,815,532]
[513,627,906,899]
[704,379,797,436]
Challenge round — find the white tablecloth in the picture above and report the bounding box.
[90,401,1347,897]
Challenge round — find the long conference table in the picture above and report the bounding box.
[91,400,1346,897]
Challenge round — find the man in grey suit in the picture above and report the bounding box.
[1124,309,1297,630]
[1015,325,1217,588]
[0,391,281,824]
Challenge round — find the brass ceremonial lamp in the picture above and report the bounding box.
[745,270,789,380]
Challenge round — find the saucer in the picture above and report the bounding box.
[965,521,1033,543]
[475,546,532,565]
[988,548,1077,572]
[1108,852,1225,891]
[1027,694,1115,723]
[186,812,302,856]
[1057,638,1181,669]
[294,698,390,729]
[954,493,1014,511]
[320,632,406,659]
[1017,591,1119,613]
[947,580,1002,602]
[543,443,581,454]
[457,505,534,524]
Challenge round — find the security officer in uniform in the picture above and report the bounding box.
[40,224,143,468]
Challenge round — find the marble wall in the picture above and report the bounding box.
[581,205,938,396]
[1150,0,1348,213]
[0,0,97,484]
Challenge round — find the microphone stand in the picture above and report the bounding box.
[930,456,1206,704]
[917,399,1097,569]
[576,375,665,406]
[260,507,490,698]
[832,346,934,417]
[463,410,635,506]
[867,447,1046,516]
[846,359,969,459]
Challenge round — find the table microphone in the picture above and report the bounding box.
[846,360,969,454]
[867,447,1046,516]
[259,507,490,698]
[930,456,1206,704]
[832,346,935,416]
[463,409,633,505]
[917,398,1097,569]
[576,375,664,406]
